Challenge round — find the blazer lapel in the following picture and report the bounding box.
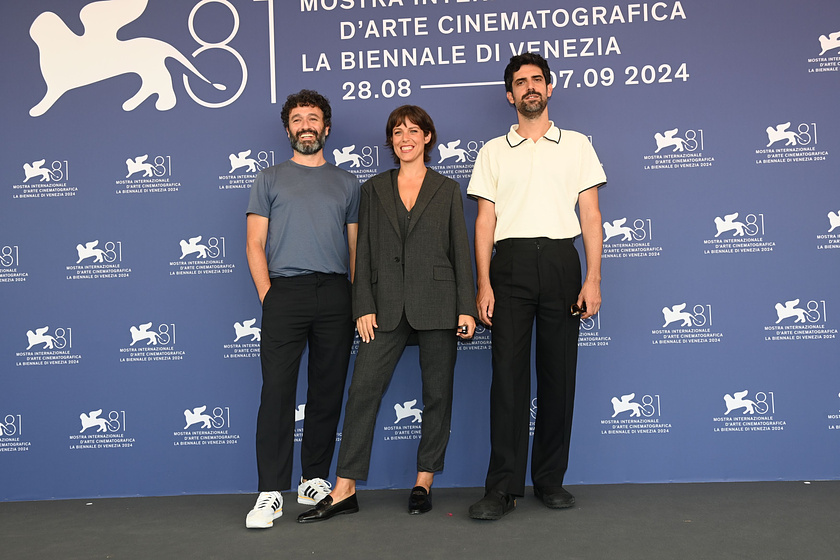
[372,169,401,239]
[406,170,444,237]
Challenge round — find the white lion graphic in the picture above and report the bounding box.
[818,31,840,56]
[179,236,208,259]
[76,240,106,263]
[765,123,802,147]
[26,326,57,350]
[714,213,746,237]
[125,155,155,178]
[394,399,423,424]
[333,146,363,168]
[29,0,225,117]
[603,218,633,242]
[80,409,109,433]
[437,140,468,163]
[130,322,160,346]
[233,319,261,342]
[662,303,693,329]
[662,304,693,328]
[23,159,53,182]
[611,394,643,417]
[828,211,840,233]
[229,150,258,173]
[723,390,756,415]
[184,406,213,429]
[774,299,807,324]
[654,128,686,153]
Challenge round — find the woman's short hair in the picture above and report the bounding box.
[384,105,437,165]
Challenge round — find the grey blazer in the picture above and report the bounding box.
[352,168,476,332]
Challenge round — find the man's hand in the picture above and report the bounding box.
[576,279,601,320]
[476,285,495,327]
[356,314,378,343]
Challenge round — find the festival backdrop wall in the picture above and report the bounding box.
[1,0,838,501]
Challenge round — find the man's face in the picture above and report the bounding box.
[506,64,553,119]
[286,105,329,155]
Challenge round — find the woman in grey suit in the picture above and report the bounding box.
[298,105,476,522]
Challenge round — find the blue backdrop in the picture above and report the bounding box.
[1,0,838,501]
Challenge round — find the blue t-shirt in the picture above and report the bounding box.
[247,160,360,277]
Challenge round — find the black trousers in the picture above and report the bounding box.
[256,273,354,492]
[337,314,457,481]
[484,238,581,497]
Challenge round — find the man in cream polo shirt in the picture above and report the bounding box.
[467,53,606,520]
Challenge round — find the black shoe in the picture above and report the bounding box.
[297,494,359,523]
[534,486,575,509]
[468,490,516,520]
[408,486,432,515]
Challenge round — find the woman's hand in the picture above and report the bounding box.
[457,314,476,339]
[356,314,378,343]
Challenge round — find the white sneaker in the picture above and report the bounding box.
[245,491,283,529]
[297,477,332,505]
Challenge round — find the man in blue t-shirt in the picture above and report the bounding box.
[244,90,360,529]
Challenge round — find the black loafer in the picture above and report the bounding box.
[534,486,575,509]
[408,486,432,514]
[468,490,516,520]
[297,494,359,523]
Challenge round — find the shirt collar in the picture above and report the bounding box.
[506,121,561,147]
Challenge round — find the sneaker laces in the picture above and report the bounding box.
[309,478,332,493]
[254,491,280,510]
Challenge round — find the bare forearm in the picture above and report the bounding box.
[581,220,602,285]
[474,201,496,289]
[246,213,271,302]
[474,198,497,325]
[577,188,603,318]
[347,223,358,283]
[246,243,271,302]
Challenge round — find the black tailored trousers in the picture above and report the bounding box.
[337,314,457,481]
[484,238,581,497]
[256,273,354,492]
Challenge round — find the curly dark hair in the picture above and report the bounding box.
[503,53,551,93]
[280,89,332,129]
[384,105,437,165]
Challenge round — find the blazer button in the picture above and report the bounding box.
[394,257,400,262]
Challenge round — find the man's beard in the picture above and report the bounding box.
[290,128,326,155]
[517,90,547,118]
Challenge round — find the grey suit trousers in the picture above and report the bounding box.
[336,314,457,481]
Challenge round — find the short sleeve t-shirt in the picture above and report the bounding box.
[247,160,360,277]
[467,122,606,243]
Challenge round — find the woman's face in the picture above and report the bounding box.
[391,118,431,165]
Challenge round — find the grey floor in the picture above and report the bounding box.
[2,482,839,560]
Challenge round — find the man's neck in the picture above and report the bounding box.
[516,112,552,142]
[291,150,326,167]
